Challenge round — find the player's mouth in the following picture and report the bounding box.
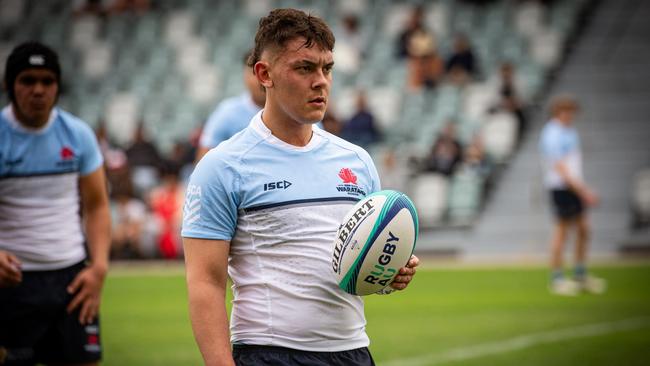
[308,96,326,108]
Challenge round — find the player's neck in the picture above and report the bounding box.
[261,107,313,147]
[12,104,50,129]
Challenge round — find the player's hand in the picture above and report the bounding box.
[582,188,599,208]
[66,264,108,325]
[390,255,419,291]
[0,250,22,287]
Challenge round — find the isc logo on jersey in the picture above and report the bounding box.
[332,190,419,296]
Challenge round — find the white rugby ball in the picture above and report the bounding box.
[332,190,419,296]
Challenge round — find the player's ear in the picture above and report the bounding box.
[254,61,273,88]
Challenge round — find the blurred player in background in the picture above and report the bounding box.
[182,9,418,366]
[539,95,605,296]
[0,42,111,365]
[194,51,266,162]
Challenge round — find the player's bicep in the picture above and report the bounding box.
[79,166,109,211]
[183,238,230,289]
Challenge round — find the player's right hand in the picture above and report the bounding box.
[0,250,22,287]
[582,188,599,208]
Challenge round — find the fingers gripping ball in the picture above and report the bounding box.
[332,190,419,296]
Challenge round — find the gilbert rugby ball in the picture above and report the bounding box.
[332,190,419,296]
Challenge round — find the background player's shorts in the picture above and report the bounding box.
[0,261,101,365]
[550,189,584,220]
[232,345,375,366]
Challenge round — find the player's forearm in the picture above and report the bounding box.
[188,281,234,366]
[554,161,589,196]
[83,202,111,272]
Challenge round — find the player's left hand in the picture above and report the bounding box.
[390,255,419,291]
[66,264,108,325]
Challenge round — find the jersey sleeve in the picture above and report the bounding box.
[77,122,104,176]
[181,151,240,240]
[540,128,569,162]
[359,148,382,194]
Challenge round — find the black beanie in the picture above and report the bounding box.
[4,41,61,102]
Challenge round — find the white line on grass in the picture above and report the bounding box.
[381,317,650,366]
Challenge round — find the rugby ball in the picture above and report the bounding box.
[332,190,419,296]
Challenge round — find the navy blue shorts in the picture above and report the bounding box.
[0,261,101,365]
[232,344,375,366]
[550,189,584,220]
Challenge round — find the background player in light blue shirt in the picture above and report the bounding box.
[195,51,266,161]
[539,95,604,296]
[0,41,110,365]
[182,9,419,366]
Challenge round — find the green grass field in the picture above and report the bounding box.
[102,262,650,365]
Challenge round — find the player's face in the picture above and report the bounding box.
[268,37,333,124]
[12,68,58,128]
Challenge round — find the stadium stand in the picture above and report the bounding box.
[0,0,602,258]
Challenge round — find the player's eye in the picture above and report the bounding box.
[41,77,55,85]
[18,76,36,85]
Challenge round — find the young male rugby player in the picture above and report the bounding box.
[540,96,605,296]
[182,9,419,366]
[0,42,110,365]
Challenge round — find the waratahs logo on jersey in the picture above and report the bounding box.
[337,168,366,196]
[60,146,75,160]
[56,145,78,167]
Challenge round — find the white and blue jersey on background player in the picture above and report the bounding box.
[199,92,262,150]
[0,105,103,270]
[539,118,583,190]
[182,111,381,352]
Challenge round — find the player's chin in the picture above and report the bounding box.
[302,110,326,124]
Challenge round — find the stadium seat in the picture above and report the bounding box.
[82,42,113,80]
[410,173,449,227]
[165,10,196,49]
[186,64,220,105]
[105,92,140,146]
[70,15,101,50]
[0,0,25,29]
[482,112,518,163]
[367,87,401,130]
[530,28,562,69]
[448,169,484,225]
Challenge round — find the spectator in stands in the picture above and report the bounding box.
[126,122,163,170]
[446,33,478,85]
[107,0,150,15]
[424,121,463,176]
[125,122,164,197]
[195,51,266,161]
[333,14,366,74]
[321,110,343,136]
[340,91,381,148]
[73,0,107,17]
[539,95,605,296]
[149,164,184,259]
[460,134,491,178]
[110,182,147,259]
[492,62,527,140]
[397,6,444,90]
[397,6,428,59]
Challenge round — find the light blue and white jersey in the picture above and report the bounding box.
[0,105,103,270]
[539,119,583,189]
[182,111,381,352]
[198,92,262,150]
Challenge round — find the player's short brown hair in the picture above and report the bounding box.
[550,95,580,116]
[247,8,335,67]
